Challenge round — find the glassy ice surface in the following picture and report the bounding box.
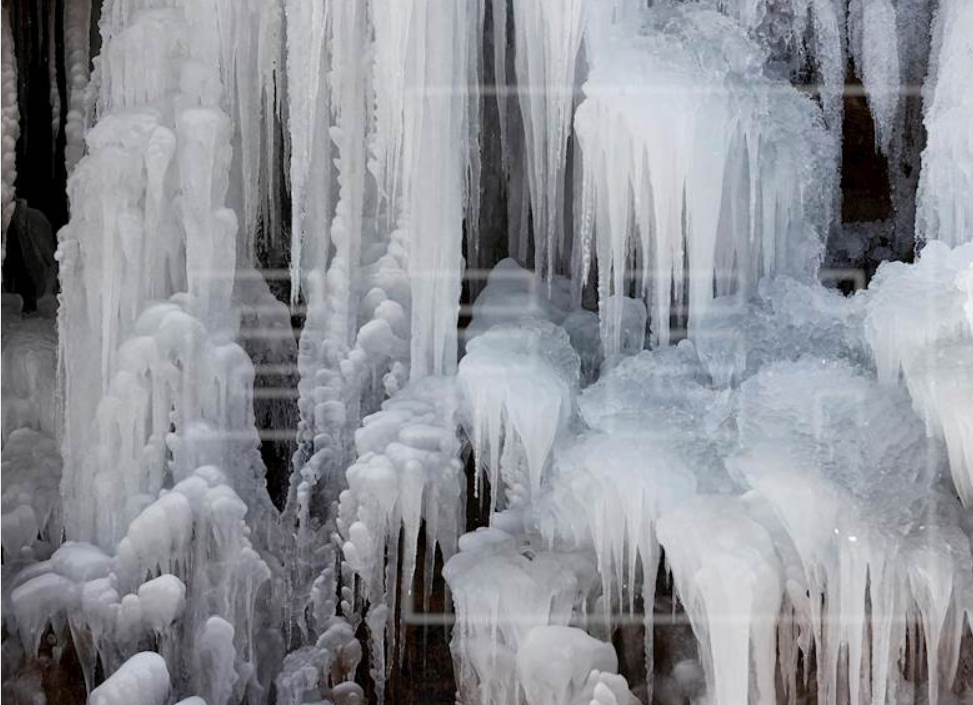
[1,0,972,704]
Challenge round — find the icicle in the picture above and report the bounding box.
[285,0,329,301]
[915,0,973,247]
[848,0,900,155]
[657,496,783,705]
[510,0,587,281]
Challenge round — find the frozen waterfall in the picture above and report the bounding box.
[1,0,972,704]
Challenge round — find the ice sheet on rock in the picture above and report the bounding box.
[916,0,973,246]
[2,316,59,441]
[458,318,581,511]
[88,652,170,705]
[1,428,62,558]
[657,496,782,705]
[694,275,867,387]
[444,528,597,705]
[517,626,639,705]
[575,4,834,354]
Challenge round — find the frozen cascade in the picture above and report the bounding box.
[63,298,274,549]
[915,0,973,246]
[574,5,834,354]
[1,428,63,559]
[58,0,252,542]
[3,0,973,702]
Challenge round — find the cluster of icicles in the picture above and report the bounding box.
[1,0,972,704]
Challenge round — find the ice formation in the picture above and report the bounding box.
[3,0,973,703]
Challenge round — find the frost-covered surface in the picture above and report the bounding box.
[3,0,973,703]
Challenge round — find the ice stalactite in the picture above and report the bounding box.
[847,0,900,156]
[63,0,93,174]
[574,5,834,354]
[287,0,486,693]
[915,0,973,247]
[509,0,587,281]
[398,0,483,380]
[657,496,782,705]
[1,3,19,255]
